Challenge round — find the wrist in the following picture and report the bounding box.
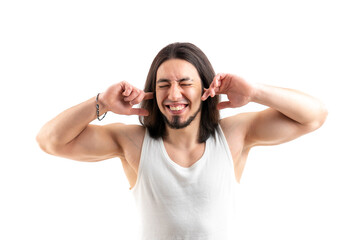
[97,92,109,112]
[96,93,108,121]
[249,83,263,103]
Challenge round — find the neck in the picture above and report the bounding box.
[163,115,201,148]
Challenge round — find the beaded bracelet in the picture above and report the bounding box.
[96,93,107,121]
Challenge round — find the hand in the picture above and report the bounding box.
[99,81,153,116]
[201,73,255,110]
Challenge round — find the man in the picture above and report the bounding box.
[37,42,327,239]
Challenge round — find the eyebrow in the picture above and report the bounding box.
[156,77,193,83]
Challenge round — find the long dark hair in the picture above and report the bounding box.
[139,42,219,143]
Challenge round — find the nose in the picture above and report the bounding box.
[168,84,182,101]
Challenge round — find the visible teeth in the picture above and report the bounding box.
[169,105,185,111]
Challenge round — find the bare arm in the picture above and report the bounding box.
[36,82,153,162]
[245,84,327,147]
[202,73,328,148]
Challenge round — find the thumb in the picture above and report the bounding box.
[217,101,233,110]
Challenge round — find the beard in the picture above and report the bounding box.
[161,104,202,129]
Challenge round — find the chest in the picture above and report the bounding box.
[164,142,206,168]
[140,142,235,197]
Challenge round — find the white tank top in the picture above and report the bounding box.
[132,127,238,240]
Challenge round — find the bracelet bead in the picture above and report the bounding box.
[96,93,107,121]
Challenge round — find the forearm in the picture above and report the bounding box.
[36,96,106,151]
[251,84,328,126]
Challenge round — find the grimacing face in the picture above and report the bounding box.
[155,59,203,129]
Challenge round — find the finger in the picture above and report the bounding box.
[128,107,149,116]
[213,73,224,85]
[210,86,221,97]
[214,73,228,89]
[209,77,217,89]
[122,83,133,97]
[201,88,210,101]
[213,73,221,80]
[129,91,145,105]
[143,92,154,100]
[217,101,233,110]
[215,79,221,88]
[124,89,141,103]
[210,88,216,97]
[216,73,228,89]
[218,73,227,80]
[208,75,221,94]
[213,75,221,87]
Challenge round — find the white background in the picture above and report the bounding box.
[1,0,359,239]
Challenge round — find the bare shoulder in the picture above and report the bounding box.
[219,113,254,158]
[107,123,146,164]
[107,123,146,151]
[219,112,255,145]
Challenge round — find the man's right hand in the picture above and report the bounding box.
[99,81,153,116]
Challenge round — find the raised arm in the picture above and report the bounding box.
[202,73,328,148]
[36,81,153,162]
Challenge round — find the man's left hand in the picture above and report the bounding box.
[201,73,256,110]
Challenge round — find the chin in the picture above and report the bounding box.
[162,105,201,130]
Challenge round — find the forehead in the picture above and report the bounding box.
[156,59,201,81]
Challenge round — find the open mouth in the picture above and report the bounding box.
[165,104,189,113]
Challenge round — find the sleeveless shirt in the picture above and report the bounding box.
[132,127,238,240]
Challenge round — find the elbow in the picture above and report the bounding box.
[36,132,51,154]
[36,130,60,156]
[306,103,328,132]
[316,103,328,128]
[320,105,328,125]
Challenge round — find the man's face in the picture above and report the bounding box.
[156,59,203,129]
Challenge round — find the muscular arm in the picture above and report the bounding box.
[203,74,328,148]
[36,82,153,162]
[36,97,121,161]
[244,84,328,147]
